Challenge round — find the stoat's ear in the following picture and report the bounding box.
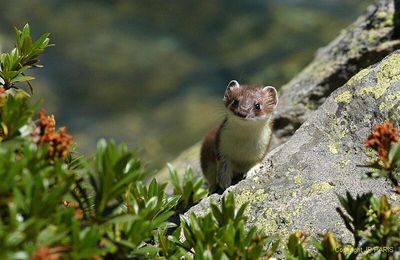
[226,80,240,91]
[263,86,278,109]
[224,80,240,101]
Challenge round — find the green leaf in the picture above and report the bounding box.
[389,143,400,166]
[10,75,35,84]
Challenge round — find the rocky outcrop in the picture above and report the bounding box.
[272,0,400,148]
[162,0,400,240]
[157,0,400,182]
[187,50,400,240]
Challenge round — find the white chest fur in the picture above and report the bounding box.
[219,115,272,171]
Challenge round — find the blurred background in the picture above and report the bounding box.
[0,0,371,170]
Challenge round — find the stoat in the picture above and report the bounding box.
[200,80,278,193]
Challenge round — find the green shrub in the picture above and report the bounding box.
[1,24,400,259]
[0,24,52,92]
[168,163,208,212]
[0,24,277,259]
[160,193,279,259]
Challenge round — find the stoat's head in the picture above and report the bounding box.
[223,80,278,121]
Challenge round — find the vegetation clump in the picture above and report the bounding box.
[1,24,400,259]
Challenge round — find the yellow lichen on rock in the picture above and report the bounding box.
[287,168,303,185]
[255,208,279,233]
[328,142,339,154]
[356,54,400,100]
[375,10,394,27]
[376,54,400,99]
[255,203,304,236]
[339,128,349,139]
[310,182,334,194]
[331,116,349,140]
[234,188,269,209]
[293,174,302,185]
[335,159,351,168]
[363,114,372,124]
[379,91,400,111]
[346,68,370,87]
[252,176,260,184]
[235,189,279,234]
[335,91,353,104]
[358,86,375,97]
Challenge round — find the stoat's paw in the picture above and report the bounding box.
[217,160,233,190]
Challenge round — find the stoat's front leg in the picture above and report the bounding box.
[217,156,233,190]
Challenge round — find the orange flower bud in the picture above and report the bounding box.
[366,122,400,166]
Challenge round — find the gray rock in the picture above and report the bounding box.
[187,50,400,241]
[272,0,400,148]
[158,0,400,183]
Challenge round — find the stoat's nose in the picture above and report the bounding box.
[239,101,253,113]
[235,110,248,118]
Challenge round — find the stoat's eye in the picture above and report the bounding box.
[255,103,261,110]
[232,99,239,107]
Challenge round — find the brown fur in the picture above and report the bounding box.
[200,119,226,191]
[224,84,277,117]
[201,81,278,193]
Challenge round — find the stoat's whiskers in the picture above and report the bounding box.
[214,105,227,120]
